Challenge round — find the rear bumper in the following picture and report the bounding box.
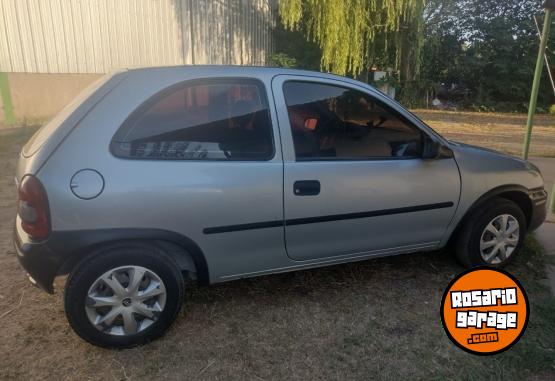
[14,224,212,293]
[528,188,548,232]
[14,222,62,294]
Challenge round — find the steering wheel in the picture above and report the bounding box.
[367,115,388,129]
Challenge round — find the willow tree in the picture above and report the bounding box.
[278,0,426,79]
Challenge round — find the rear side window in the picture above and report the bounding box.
[111,79,274,160]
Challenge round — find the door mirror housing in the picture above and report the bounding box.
[422,135,441,160]
[422,135,454,160]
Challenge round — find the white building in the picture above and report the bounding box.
[0,0,276,123]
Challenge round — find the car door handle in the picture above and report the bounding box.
[294,180,320,196]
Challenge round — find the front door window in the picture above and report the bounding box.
[283,81,422,160]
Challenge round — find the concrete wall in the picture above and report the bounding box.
[0,73,102,127]
[0,0,276,127]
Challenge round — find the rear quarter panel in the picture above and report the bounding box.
[36,67,290,282]
[16,73,127,182]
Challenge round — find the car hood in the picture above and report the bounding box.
[451,139,519,154]
[448,140,543,182]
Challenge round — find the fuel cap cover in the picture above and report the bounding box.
[70,169,104,200]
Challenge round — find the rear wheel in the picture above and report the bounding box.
[455,197,526,268]
[64,244,184,348]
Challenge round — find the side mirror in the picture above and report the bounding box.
[422,136,441,160]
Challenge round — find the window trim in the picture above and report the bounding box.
[110,77,276,162]
[282,80,425,162]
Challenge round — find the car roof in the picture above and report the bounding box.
[123,65,357,84]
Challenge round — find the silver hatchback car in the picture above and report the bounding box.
[14,66,547,348]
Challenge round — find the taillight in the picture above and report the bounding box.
[17,176,50,239]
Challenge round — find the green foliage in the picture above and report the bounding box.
[275,0,555,112]
[422,0,555,112]
[272,23,322,71]
[268,53,297,68]
[278,0,426,77]
[549,104,555,114]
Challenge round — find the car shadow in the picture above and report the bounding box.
[181,249,462,313]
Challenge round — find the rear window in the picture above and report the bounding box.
[111,78,274,161]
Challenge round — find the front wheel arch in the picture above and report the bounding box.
[447,185,532,248]
[454,197,526,267]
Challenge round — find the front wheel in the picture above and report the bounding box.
[455,197,527,268]
[64,244,184,348]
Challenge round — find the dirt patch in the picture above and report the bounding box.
[0,116,554,380]
[414,110,555,157]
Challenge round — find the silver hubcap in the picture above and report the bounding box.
[85,266,167,336]
[480,214,520,264]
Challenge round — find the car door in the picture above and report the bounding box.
[272,75,461,261]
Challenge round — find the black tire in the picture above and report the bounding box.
[455,197,527,268]
[64,243,184,348]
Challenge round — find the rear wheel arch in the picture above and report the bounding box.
[64,244,185,348]
[56,229,210,286]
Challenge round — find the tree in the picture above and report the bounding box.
[276,0,555,111]
[269,23,321,70]
[422,0,555,111]
[278,0,426,78]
